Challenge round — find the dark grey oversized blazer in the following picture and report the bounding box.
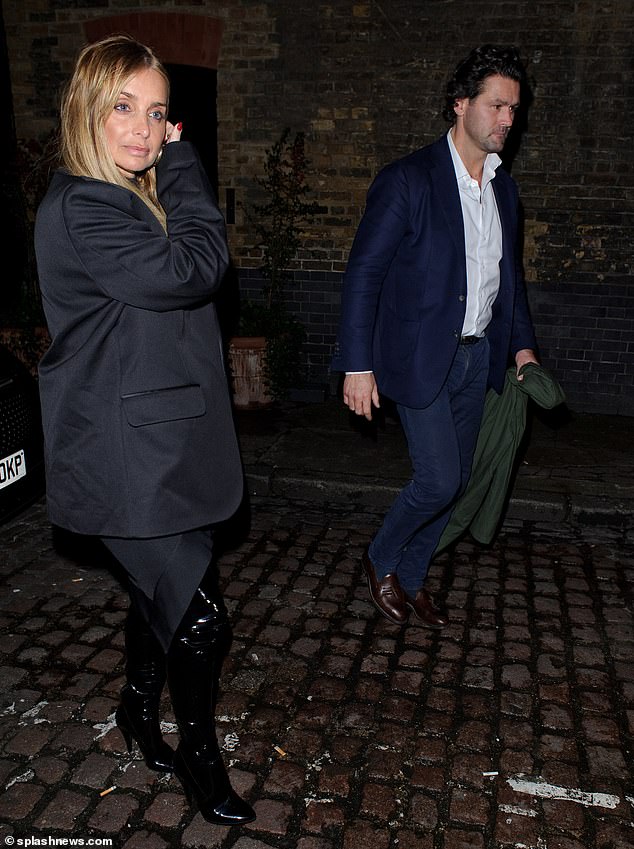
[35,142,242,538]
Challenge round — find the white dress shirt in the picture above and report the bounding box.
[447,129,503,337]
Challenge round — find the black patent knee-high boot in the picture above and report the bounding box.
[167,567,255,826]
[115,603,174,772]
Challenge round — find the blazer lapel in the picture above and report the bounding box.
[430,138,465,256]
[492,174,514,292]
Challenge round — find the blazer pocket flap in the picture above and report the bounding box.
[122,384,206,427]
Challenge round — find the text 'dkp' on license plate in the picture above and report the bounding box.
[0,450,27,490]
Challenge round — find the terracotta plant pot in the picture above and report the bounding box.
[228,336,272,409]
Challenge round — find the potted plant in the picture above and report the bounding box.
[228,129,320,406]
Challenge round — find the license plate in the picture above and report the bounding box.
[0,450,27,490]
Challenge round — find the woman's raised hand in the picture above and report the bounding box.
[164,121,183,144]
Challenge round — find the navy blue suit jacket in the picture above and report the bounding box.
[332,135,537,409]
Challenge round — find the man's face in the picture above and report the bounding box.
[454,74,521,155]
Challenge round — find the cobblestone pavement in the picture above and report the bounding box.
[0,496,633,849]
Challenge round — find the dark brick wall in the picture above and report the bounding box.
[236,268,342,394]
[4,0,633,413]
[528,280,634,416]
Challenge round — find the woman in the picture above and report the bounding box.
[35,35,255,826]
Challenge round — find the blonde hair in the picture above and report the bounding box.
[60,34,169,225]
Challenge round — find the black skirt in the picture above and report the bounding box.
[101,527,213,651]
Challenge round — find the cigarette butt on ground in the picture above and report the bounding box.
[273,745,286,757]
[483,771,499,777]
[99,785,116,796]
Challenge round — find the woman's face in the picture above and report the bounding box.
[104,67,168,178]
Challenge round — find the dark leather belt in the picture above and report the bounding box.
[460,335,483,345]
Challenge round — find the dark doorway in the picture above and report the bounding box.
[165,64,218,194]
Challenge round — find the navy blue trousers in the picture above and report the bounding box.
[369,338,490,597]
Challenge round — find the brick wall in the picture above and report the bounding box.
[4,0,632,413]
[528,280,634,415]
[236,268,343,396]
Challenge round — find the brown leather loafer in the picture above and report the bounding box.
[406,588,448,629]
[361,548,408,625]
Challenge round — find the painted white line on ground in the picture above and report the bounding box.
[498,803,538,817]
[508,775,620,809]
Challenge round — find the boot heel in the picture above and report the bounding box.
[177,770,194,807]
[115,701,174,773]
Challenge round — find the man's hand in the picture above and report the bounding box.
[515,348,539,380]
[343,373,380,421]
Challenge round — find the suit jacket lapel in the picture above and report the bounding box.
[492,174,514,292]
[430,137,465,256]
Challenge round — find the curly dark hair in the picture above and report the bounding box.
[443,44,527,123]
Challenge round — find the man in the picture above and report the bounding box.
[332,45,538,629]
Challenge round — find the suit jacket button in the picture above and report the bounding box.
[458,295,465,302]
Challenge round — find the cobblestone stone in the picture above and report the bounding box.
[88,792,139,832]
[70,751,118,789]
[144,791,188,827]
[33,788,90,830]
